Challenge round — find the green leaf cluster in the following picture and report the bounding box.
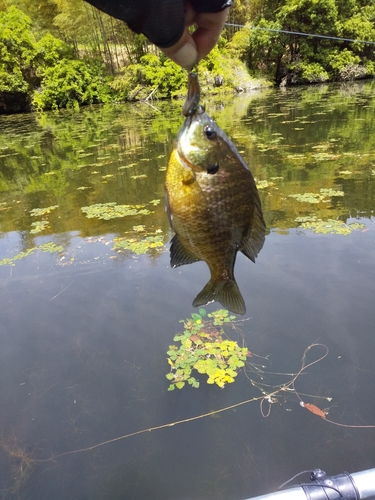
[166,309,248,390]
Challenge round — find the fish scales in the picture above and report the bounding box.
[165,73,265,315]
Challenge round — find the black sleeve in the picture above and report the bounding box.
[84,0,232,48]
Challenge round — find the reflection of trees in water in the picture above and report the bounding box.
[1,84,375,264]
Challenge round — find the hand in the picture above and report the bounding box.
[161,6,230,69]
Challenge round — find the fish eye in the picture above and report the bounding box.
[207,164,219,174]
[204,125,217,140]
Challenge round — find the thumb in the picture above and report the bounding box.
[160,29,198,70]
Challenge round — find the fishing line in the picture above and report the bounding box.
[225,23,375,46]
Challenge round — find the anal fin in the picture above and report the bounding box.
[170,234,199,268]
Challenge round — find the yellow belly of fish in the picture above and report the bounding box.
[165,149,245,278]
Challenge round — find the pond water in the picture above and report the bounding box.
[0,81,374,500]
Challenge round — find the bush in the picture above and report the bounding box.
[299,62,330,83]
[110,43,261,103]
[328,49,361,75]
[35,33,73,68]
[0,6,37,93]
[111,54,186,101]
[32,59,113,111]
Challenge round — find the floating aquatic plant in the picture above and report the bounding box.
[149,199,161,206]
[311,152,340,161]
[166,309,249,390]
[130,174,147,179]
[256,180,275,190]
[0,242,63,266]
[29,205,58,217]
[319,188,344,197]
[81,202,152,220]
[295,216,366,235]
[30,219,49,234]
[118,163,137,170]
[289,188,344,204]
[289,192,323,203]
[112,228,164,255]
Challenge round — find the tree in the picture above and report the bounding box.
[228,0,375,84]
[0,6,37,93]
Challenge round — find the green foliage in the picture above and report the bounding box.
[328,49,361,74]
[166,309,249,390]
[297,63,329,83]
[198,43,257,90]
[228,20,284,79]
[230,0,375,83]
[32,58,113,111]
[111,46,257,102]
[35,33,73,67]
[0,6,37,92]
[0,5,105,112]
[226,25,252,61]
[111,54,186,100]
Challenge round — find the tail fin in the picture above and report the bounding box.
[192,278,246,315]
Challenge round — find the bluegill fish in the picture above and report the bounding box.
[165,73,265,315]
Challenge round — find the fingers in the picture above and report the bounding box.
[191,9,230,60]
[160,8,229,70]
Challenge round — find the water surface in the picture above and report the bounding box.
[0,82,374,500]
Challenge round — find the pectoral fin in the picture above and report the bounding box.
[170,234,200,268]
[241,204,266,262]
[193,278,246,315]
